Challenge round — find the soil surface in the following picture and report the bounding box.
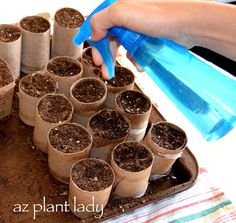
[20,16,50,33]
[0,59,13,87]
[38,95,72,123]
[20,73,56,97]
[47,57,81,77]
[116,90,151,114]
[151,123,186,149]
[72,159,114,191]
[0,25,21,42]
[102,66,134,87]
[72,78,106,103]
[55,7,84,29]
[89,109,129,140]
[113,142,153,172]
[49,124,91,153]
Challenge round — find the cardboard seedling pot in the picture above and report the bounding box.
[48,123,92,184]
[143,121,188,178]
[51,7,84,58]
[19,73,57,126]
[111,142,154,198]
[79,47,101,78]
[115,90,152,142]
[0,58,15,119]
[69,77,107,127]
[0,24,21,80]
[19,16,50,74]
[46,56,83,97]
[101,66,135,108]
[69,158,115,219]
[87,109,130,162]
[33,93,74,153]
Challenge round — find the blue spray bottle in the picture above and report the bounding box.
[73,0,236,141]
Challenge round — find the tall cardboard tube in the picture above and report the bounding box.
[0,58,15,119]
[19,73,57,126]
[51,7,84,58]
[111,142,154,198]
[19,16,50,74]
[87,109,130,162]
[69,158,115,219]
[46,56,83,97]
[69,77,107,127]
[33,94,74,153]
[79,47,101,78]
[48,123,92,184]
[115,90,152,142]
[143,121,188,177]
[0,25,21,80]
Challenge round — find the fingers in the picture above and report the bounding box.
[91,38,120,80]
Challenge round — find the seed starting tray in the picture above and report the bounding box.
[0,86,199,223]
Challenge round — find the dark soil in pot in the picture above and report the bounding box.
[101,66,134,87]
[49,124,91,153]
[20,73,57,97]
[55,8,84,28]
[116,90,151,114]
[0,25,21,42]
[38,95,72,123]
[47,57,81,77]
[113,142,153,172]
[71,159,114,191]
[151,123,187,149]
[0,59,13,87]
[89,109,129,140]
[72,78,106,103]
[20,16,50,33]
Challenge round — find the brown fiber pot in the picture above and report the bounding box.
[69,158,115,219]
[33,93,74,153]
[51,7,84,58]
[111,142,154,198]
[0,25,21,80]
[46,56,83,97]
[69,77,107,127]
[19,73,57,126]
[115,90,152,142]
[0,58,15,119]
[19,16,50,74]
[143,121,188,178]
[48,123,92,184]
[87,109,130,162]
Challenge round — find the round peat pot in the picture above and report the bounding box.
[19,73,57,126]
[48,123,92,184]
[33,93,74,153]
[19,16,50,73]
[46,56,82,97]
[88,109,130,162]
[51,7,84,58]
[144,121,188,178]
[69,158,115,219]
[69,77,107,126]
[111,142,154,198]
[115,90,152,142]
[0,24,21,80]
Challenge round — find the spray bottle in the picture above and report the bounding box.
[73,0,236,141]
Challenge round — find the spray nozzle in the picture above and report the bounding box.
[73,0,117,79]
